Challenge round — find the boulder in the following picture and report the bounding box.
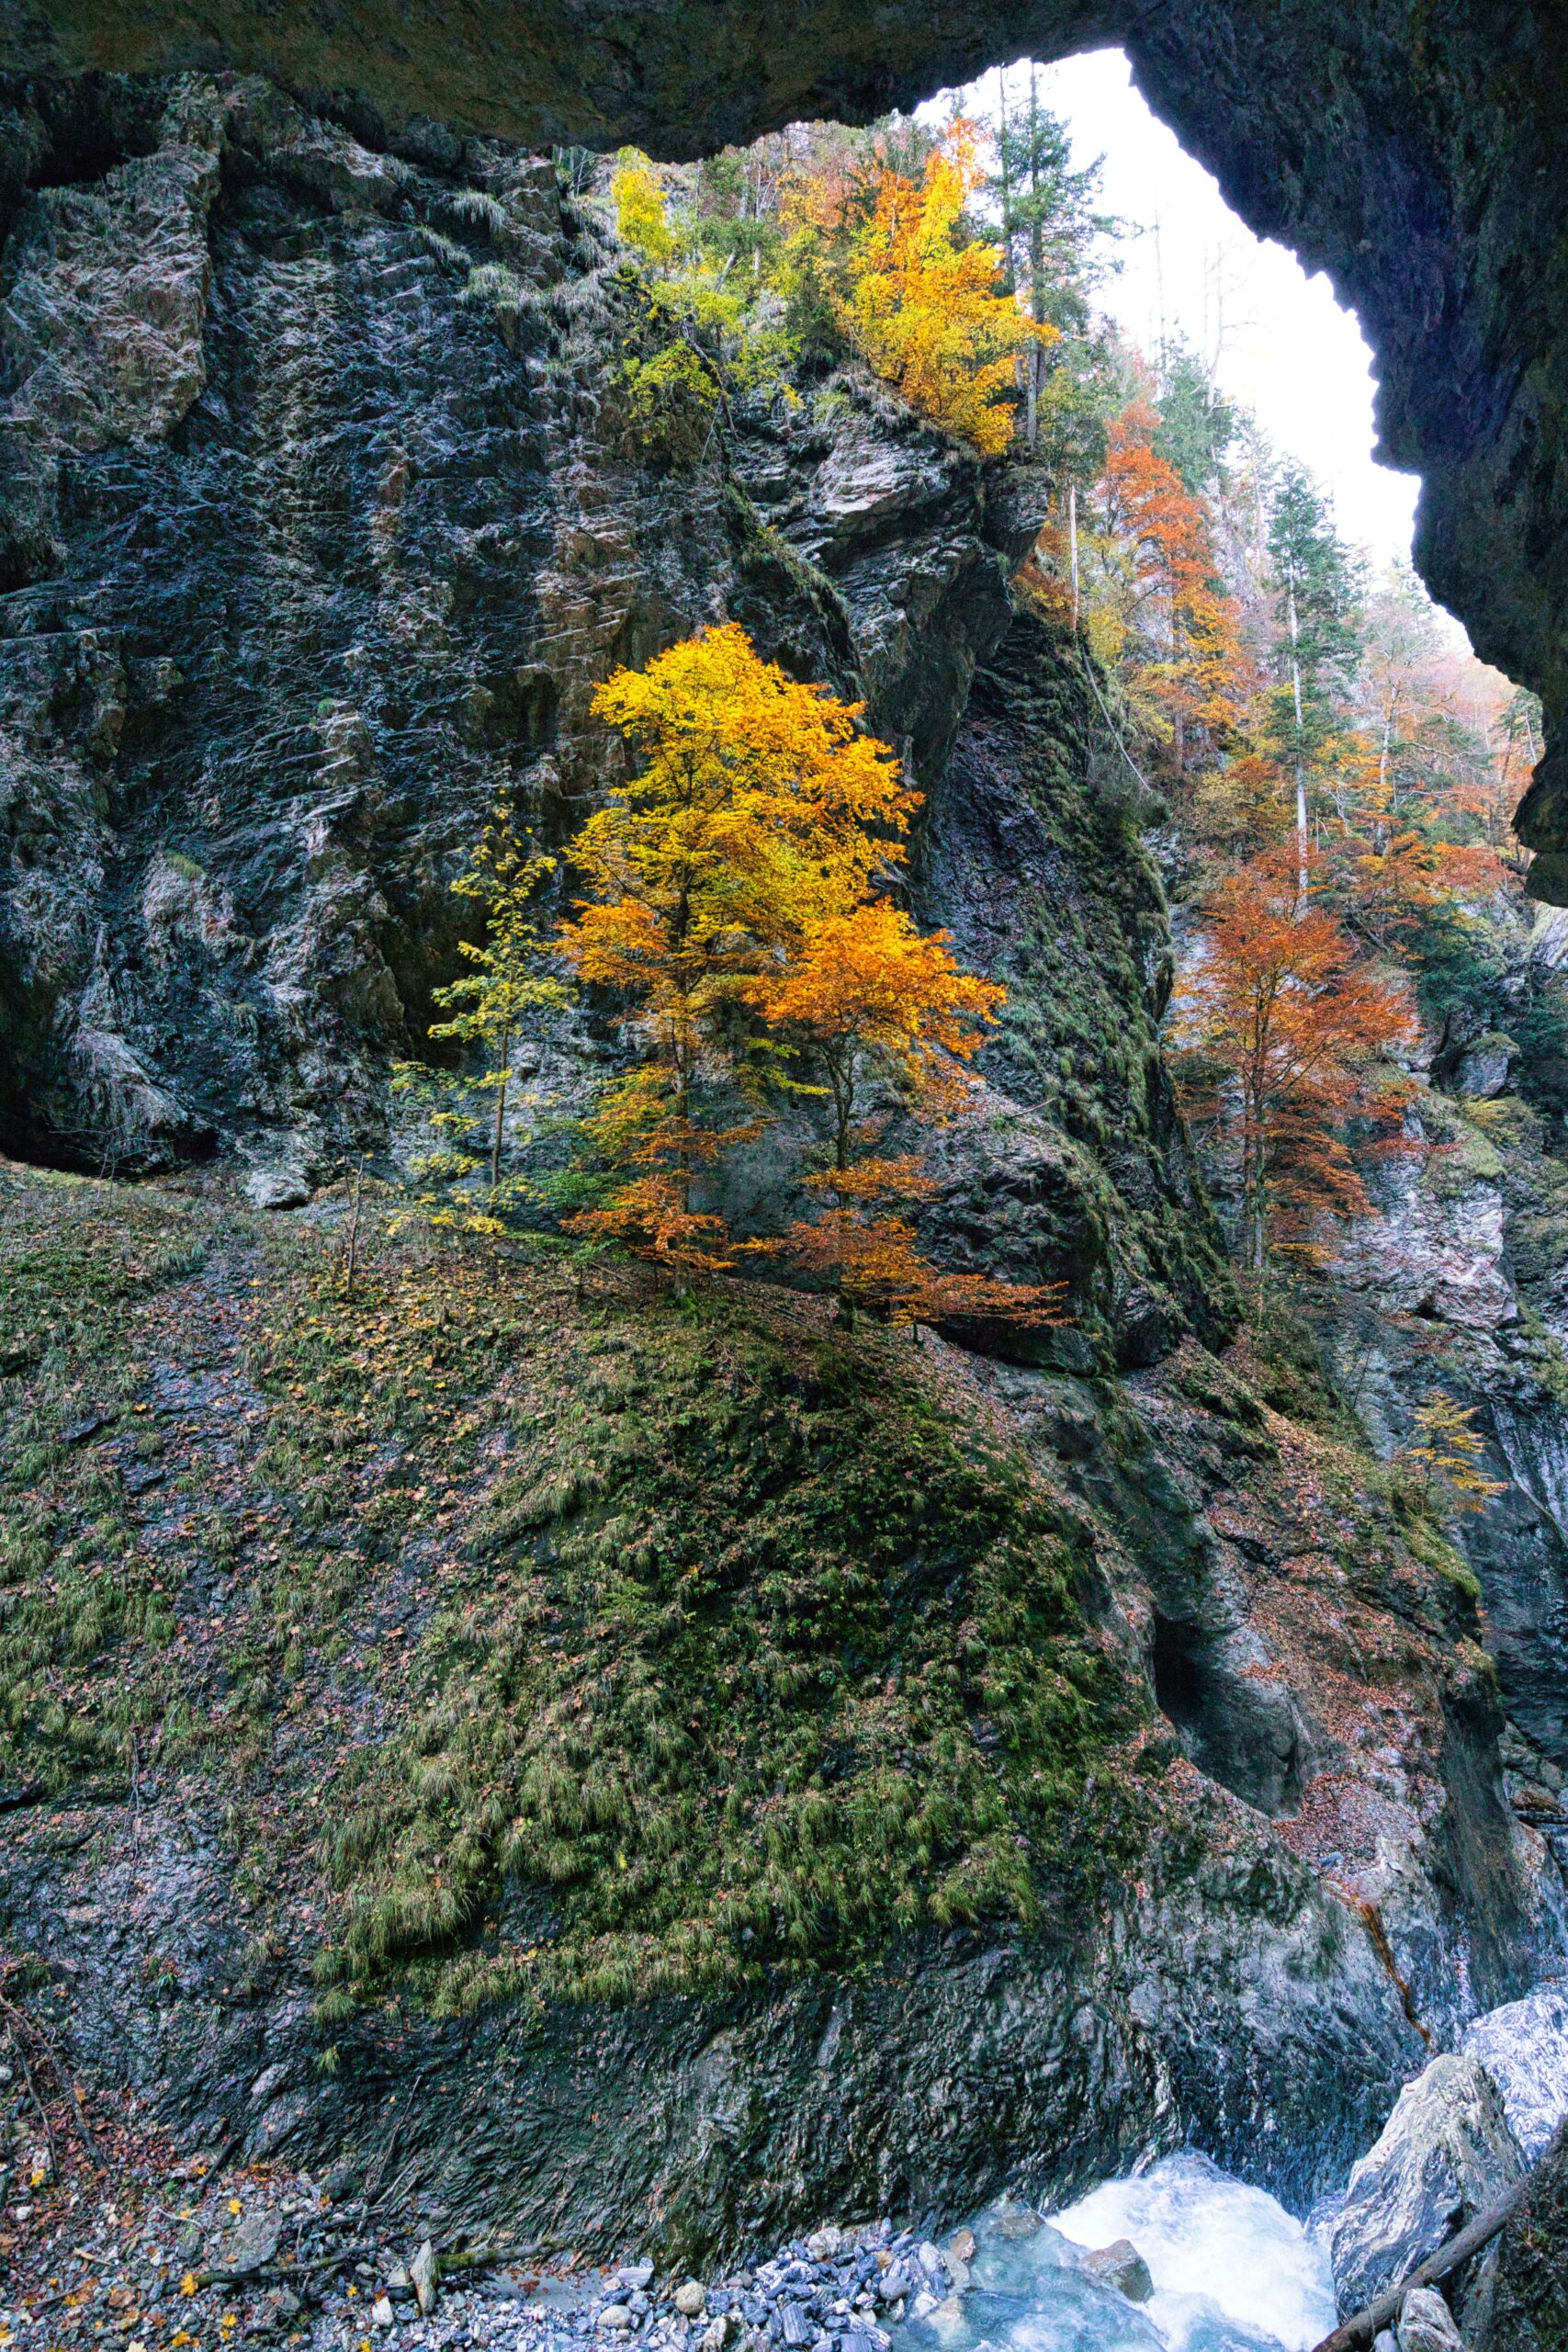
[1330,2054,1524,2317]
[1395,2286,1463,2350]
[410,2240,438,2316]
[1459,1984,1568,2160]
[212,2207,281,2278]
[1081,2240,1154,2302]
[1454,1034,1517,1100]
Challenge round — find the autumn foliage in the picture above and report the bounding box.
[552,625,1057,1326]
[840,125,1055,457]
[1098,401,1248,763]
[1168,851,1417,1280]
[554,624,911,1272]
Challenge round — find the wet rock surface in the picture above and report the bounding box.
[2,56,1567,2290]
[1329,2054,1524,2320]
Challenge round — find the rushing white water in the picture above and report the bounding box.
[896,2157,1335,2352]
[891,1975,1568,2352]
[1050,2157,1336,2352]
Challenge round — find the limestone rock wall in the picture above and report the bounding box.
[4,10,1565,893]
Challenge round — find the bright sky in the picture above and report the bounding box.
[940,49,1426,580]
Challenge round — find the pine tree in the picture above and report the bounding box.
[987,67,1112,449]
[1267,464,1365,904]
[1154,335,1237,495]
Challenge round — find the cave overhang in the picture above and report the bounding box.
[5,1,1567,888]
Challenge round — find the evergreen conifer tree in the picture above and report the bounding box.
[1267,463,1365,902]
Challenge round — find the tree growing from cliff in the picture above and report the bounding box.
[554,624,915,1270]
[842,125,1055,456]
[1400,1391,1506,1520]
[404,806,569,1226]
[987,68,1114,451]
[1167,851,1416,1284]
[555,626,1061,1327]
[743,901,1060,1324]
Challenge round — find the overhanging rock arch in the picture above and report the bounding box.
[5,0,1567,887]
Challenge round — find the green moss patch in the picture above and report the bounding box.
[300,1275,1133,2011]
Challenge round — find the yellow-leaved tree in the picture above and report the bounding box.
[554,623,914,1272]
[843,124,1055,456]
[611,150,676,268]
[1401,1392,1506,1521]
[556,623,1066,1329]
[394,804,569,1232]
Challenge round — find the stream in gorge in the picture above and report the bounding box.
[891,1984,1568,2352]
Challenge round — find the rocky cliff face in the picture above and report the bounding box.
[0,71,1222,1361]
[6,7,1566,899]
[2,80,1565,2262]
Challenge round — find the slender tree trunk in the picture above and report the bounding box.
[1287,575,1308,912]
[830,1060,853,1172]
[343,1155,366,1300]
[1068,481,1080,631]
[491,1022,510,1199]
[1026,64,1043,452]
[997,73,1014,296]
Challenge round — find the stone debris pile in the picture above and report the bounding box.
[494,2221,958,2352]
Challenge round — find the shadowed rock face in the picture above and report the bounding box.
[4,4,1567,883]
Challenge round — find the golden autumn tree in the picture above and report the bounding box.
[1167,849,1417,1284]
[842,124,1055,457]
[1401,1392,1506,1520]
[611,150,677,267]
[554,624,915,1272]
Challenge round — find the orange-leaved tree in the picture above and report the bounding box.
[554,623,914,1272]
[748,901,1062,1327]
[842,123,1055,457]
[1167,849,1417,1283]
[1099,401,1248,770]
[758,900,1004,1170]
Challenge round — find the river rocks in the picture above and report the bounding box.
[411,2239,438,2315]
[672,2283,706,2317]
[214,2205,282,2276]
[1331,2055,1525,2318]
[1080,2241,1153,2302]
[1394,2287,1463,2351]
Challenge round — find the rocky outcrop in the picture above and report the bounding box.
[0,76,1230,1371]
[2,69,1566,2269]
[1330,2054,1523,2319]
[1473,2120,1568,2352]
[3,12,1565,894]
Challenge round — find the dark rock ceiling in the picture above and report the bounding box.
[4,1,1567,888]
